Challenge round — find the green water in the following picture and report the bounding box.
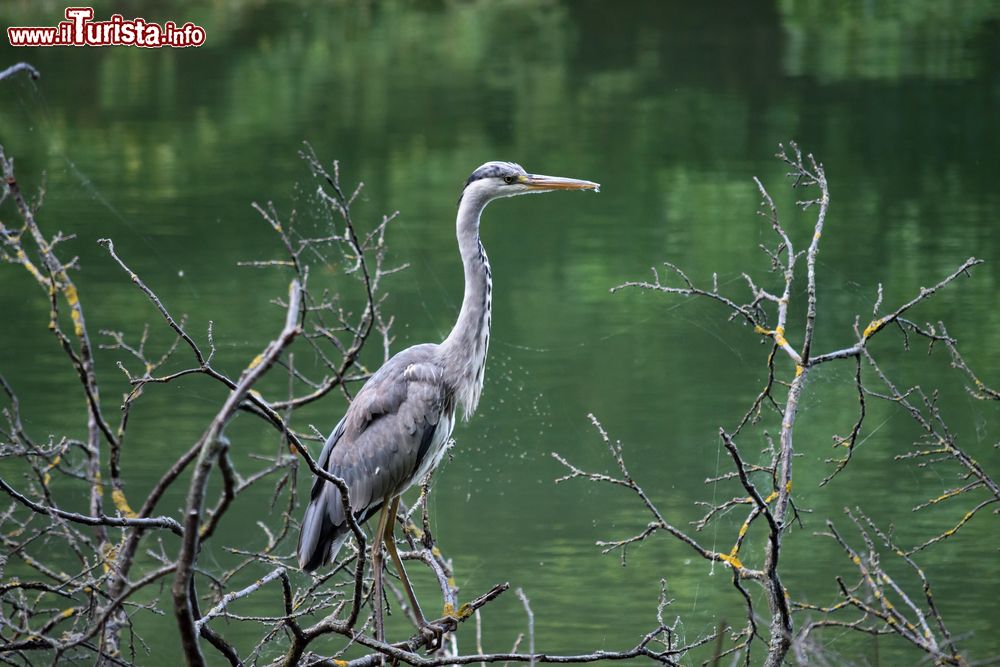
[1,1,998,664]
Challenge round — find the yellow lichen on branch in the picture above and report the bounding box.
[101,543,118,574]
[41,453,64,488]
[773,325,788,348]
[15,248,48,286]
[718,551,744,570]
[753,324,794,351]
[64,283,79,306]
[942,509,977,538]
[111,488,138,518]
[863,318,884,339]
[71,307,84,337]
[63,283,85,337]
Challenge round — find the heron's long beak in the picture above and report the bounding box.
[522,174,600,193]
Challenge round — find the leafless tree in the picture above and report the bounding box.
[554,142,996,666]
[0,134,709,666]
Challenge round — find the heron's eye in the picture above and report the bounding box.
[503,175,516,185]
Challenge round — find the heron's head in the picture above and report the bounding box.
[458,161,599,207]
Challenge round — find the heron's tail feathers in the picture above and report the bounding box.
[298,495,349,572]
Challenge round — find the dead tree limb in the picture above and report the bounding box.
[560,142,994,666]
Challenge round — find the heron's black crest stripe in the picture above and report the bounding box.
[465,162,518,187]
[457,161,526,206]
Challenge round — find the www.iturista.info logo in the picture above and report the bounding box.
[7,7,206,48]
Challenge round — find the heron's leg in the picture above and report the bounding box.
[382,496,427,626]
[383,496,444,652]
[370,499,392,642]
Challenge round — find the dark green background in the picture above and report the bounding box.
[1,1,998,664]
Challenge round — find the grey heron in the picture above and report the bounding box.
[298,161,599,639]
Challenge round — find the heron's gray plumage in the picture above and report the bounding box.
[298,345,455,571]
[298,161,598,573]
[297,171,493,571]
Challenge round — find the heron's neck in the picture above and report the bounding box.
[441,194,492,418]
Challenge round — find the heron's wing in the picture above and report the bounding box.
[307,414,346,503]
[319,346,451,528]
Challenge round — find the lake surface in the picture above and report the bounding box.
[1,1,998,664]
